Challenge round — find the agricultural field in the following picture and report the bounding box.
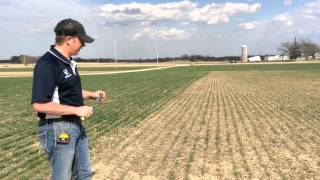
[0,63,319,179]
[0,65,163,77]
[0,66,158,72]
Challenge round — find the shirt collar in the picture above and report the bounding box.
[48,45,72,65]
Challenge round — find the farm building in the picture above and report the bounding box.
[264,55,289,61]
[241,45,248,63]
[315,52,320,59]
[248,56,261,62]
[296,57,306,61]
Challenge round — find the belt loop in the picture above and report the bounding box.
[53,122,57,148]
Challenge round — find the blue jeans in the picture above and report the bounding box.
[38,119,92,180]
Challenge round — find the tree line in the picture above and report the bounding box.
[1,54,242,64]
[278,38,320,60]
[1,38,319,64]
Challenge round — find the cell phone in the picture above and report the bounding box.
[96,93,102,104]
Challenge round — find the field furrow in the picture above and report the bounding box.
[93,70,320,179]
[1,64,320,179]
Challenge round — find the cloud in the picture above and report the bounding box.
[238,21,265,30]
[272,0,320,34]
[27,26,51,33]
[239,0,320,35]
[99,0,261,26]
[239,13,294,31]
[273,13,294,27]
[130,28,190,41]
[300,0,320,19]
[283,0,293,5]
[0,0,98,34]
[2,0,319,60]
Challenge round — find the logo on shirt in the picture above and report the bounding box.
[63,69,72,79]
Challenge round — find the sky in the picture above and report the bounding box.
[0,0,319,59]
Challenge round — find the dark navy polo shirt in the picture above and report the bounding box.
[31,45,84,119]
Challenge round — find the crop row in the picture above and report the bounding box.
[0,67,207,179]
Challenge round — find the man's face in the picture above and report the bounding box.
[66,36,85,56]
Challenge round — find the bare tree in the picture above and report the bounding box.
[278,42,293,56]
[299,39,319,60]
[278,38,301,61]
[278,38,320,61]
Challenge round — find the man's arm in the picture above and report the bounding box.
[33,102,93,118]
[82,90,96,100]
[82,90,107,102]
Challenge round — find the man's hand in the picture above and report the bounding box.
[82,90,107,102]
[93,90,107,103]
[75,106,93,119]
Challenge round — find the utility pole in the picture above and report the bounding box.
[23,55,27,66]
[114,40,117,70]
[156,49,159,66]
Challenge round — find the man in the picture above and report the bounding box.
[31,18,106,180]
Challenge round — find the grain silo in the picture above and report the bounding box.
[241,45,248,63]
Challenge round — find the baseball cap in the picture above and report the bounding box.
[54,18,94,43]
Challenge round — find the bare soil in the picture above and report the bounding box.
[0,66,174,77]
[92,72,320,179]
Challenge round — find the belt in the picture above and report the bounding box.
[38,115,81,126]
